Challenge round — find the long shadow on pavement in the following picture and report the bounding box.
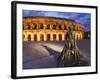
[42,45,60,60]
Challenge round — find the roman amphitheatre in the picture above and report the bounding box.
[23,16,85,42]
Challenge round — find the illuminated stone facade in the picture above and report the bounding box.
[23,17,85,42]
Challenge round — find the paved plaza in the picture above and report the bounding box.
[23,40,90,69]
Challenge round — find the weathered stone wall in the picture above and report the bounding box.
[23,17,84,41]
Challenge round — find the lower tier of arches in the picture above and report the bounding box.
[23,30,84,42]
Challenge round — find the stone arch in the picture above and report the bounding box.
[27,34,31,41]
[52,25,56,29]
[58,25,62,30]
[79,33,82,39]
[29,23,34,29]
[47,24,50,29]
[27,24,31,29]
[40,34,44,41]
[39,23,44,29]
[34,34,37,41]
[23,17,85,41]
[76,33,81,40]
[23,32,28,41]
[47,34,50,41]
[53,34,56,40]
[33,23,37,29]
[64,25,67,30]
[59,34,62,40]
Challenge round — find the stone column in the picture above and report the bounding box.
[44,33,47,41]
[80,33,82,40]
[62,25,64,30]
[56,34,59,41]
[50,25,52,29]
[50,34,53,41]
[37,34,40,41]
[31,33,34,41]
[44,24,46,29]
[62,34,65,40]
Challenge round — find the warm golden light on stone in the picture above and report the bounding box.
[23,17,85,42]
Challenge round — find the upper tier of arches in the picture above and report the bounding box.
[23,17,85,31]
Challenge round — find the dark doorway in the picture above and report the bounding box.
[47,34,50,41]
[40,34,44,41]
[59,34,62,40]
[53,34,56,40]
[28,34,31,41]
[34,34,37,41]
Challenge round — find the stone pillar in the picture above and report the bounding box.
[56,34,59,40]
[37,34,40,41]
[50,34,53,41]
[56,25,59,30]
[50,25,53,29]
[44,33,47,41]
[51,25,53,29]
[62,34,65,40]
[62,25,64,30]
[44,24,46,29]
[31,33,34,41]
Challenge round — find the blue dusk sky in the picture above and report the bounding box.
[23,10,91,31]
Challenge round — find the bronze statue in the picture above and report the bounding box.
[57,27,87,67]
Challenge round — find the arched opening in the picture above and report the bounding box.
[59,25,62,30]
[47,24,50,29]
[33,24,37,29]
[40,34,44,41]
[47,34,50,41]
[52,25,56,29]
[34,34,37,41]
[27,34,31,41]
[40,26,43,29]
[79,34,82,39]
[77,34,80,40]
[64,25,67,30]
[40,23,43,29]
[53,34,56,40]
[59,34,62,40]
[28,25,31,29]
